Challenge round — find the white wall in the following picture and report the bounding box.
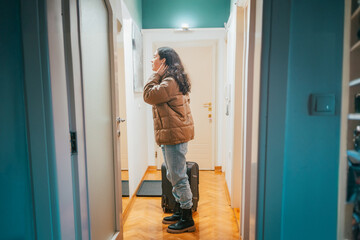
[121,4,149,197]
[117,39,128,170]
[142,28,226,168]
[223,6,238,199]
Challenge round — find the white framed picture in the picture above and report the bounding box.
[132,22,143,92]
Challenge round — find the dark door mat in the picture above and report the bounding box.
[122,180,129,197]
[136,180,162,197]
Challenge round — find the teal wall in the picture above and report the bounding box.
[142,0,230,29]
[258,0,343,239]
[282,0,343,239]
[124,0,142,28]
[0,1,35,239]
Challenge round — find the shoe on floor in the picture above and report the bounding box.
[162,203,181,224]
[167,208,196,233]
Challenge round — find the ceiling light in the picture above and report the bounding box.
[181,23,189,31]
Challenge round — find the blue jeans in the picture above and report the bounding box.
[161,142,193,209]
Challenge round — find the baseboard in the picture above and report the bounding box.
[233,208,240,232]
[224,180,231,206]
[111,232,121,240]
[148,165,157,171]
[225,180,240,232]
[122,166,155,223]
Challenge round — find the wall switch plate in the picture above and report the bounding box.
[309,94,335,116]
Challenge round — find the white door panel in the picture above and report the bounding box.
[79,0,116,239]
[155,43,215,170]
[179,46,213,170]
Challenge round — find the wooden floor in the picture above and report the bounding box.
[122,169,240,240]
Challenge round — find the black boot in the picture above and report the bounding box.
[167,208,196,233]
[162,202,181,224]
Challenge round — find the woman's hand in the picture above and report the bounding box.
[157,63,168,76]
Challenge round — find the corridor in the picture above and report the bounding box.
[1,0,347,239]
[123,169,239,239]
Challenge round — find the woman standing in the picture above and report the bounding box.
[143,47,195,233]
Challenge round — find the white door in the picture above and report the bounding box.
[155,42,215,170]
[79,0,117,239]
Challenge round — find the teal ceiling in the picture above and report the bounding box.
[142,0,231,29]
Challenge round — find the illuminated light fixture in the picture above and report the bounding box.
[174,23,192,32]
[181,23,190,30]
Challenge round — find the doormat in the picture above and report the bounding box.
[122,180,129,197]
[136,180,162,197]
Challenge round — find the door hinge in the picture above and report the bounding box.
[155,151,157,158]
[70,131,77,155]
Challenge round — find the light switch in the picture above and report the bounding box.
[309,94,335,116]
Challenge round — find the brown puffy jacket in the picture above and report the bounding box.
[143,73,194,145]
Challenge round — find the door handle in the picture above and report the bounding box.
[116,117,126,123]
[203,102,212,112]
[203,102,212,107]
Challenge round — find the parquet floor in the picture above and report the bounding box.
[122,169,240,240]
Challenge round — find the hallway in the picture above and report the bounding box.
[1,0,347,239]
[123,169,240,239]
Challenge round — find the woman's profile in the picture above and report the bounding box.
[143,47,195,233]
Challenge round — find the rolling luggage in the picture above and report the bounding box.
[161,161,199,213]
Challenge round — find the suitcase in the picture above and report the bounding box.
[161,161,199,213]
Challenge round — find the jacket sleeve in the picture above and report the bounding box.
[143,73,177,105]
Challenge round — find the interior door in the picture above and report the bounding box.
[78,0,116,239]
[155,42,215,170]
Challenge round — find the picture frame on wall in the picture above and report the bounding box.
[132,22,143,92]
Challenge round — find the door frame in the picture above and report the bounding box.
[61,0,94,238]
[21,0,62,238]
[104,0,123,236]
[254,0,288,239]
[45,0,77,238]
[230,3,248,233]
[338,0,351,238]
[47,0,124,238]
[229,0,264,239]
[142,28,226,170]
[241,0,263,239]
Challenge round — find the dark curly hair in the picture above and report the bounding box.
[157,47,191,95]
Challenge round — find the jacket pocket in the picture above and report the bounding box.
[153,107,163,129]
[167,103,185,120]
